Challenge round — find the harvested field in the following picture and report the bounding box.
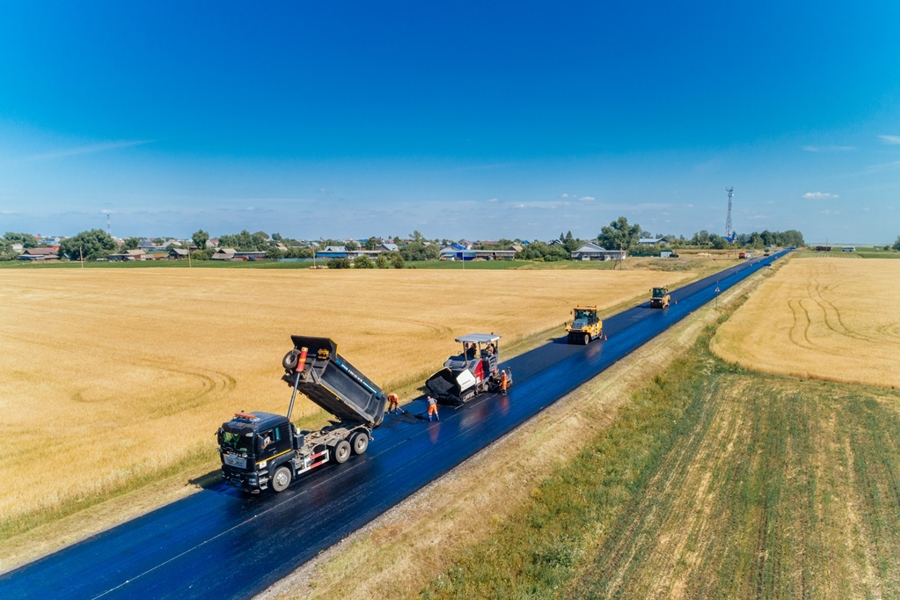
[0,267,690,539]
[711,257,900,388]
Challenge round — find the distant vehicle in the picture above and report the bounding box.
[217,336,387,494]
[566,305,603,345]
[426,334,511,404]
[650,286,670,309]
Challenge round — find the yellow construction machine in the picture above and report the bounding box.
[650,286,670,308]
[566,305,603,345]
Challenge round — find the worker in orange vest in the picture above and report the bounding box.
[387,393,400,414]
[500,370,509,394]
[426,395,439,421]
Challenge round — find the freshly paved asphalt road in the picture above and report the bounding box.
[0,250,791,600]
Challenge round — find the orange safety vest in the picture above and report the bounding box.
[500,371,508,391]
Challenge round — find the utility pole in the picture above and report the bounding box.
[79,247,84,268]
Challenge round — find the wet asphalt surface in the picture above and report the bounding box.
[0,250,790,599]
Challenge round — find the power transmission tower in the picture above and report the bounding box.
[725,187,734,241]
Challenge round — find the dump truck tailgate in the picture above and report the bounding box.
[286,336,386,427]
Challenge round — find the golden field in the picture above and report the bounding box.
[0,267,691,526]
[711,257,900,387]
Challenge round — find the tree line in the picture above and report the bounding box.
[0,221,819,264]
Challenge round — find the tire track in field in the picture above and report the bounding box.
[804,262,888,347]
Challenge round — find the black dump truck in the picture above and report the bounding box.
[426,333,512,404]
[217,335,386,494]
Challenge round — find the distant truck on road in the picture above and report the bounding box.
[217,336,386,494]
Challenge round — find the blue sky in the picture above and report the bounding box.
[1,1,898,243]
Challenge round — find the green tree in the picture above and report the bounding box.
[400,241,439,261]
[271,232,283,242]
[58,229,116,260]
[516,241,570,261]
[122,237,141,250]
[327,257,351,269]
[345,240,360,251]
[3,232,40,248]
[0,238,17,260]
[191,249,213,260]
[709,234,728,249]
[192,229,210,249]
[375,254,389,269]
[364,237,378,251]
[893,236,900,251]
[598,217,641,251]
[353,255,374,269]
[391,253,405,269]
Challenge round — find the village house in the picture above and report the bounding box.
[570,242,626,261]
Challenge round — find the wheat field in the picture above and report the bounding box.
[711,257,900,387]
[0,267,689,524]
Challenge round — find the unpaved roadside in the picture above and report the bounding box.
[255,265,775,600]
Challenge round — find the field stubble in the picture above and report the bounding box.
[711,257,900,388]
[0,267,692,560]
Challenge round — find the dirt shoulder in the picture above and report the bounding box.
[255,264,768,600]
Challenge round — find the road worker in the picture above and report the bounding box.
[387,393,400,414]
[426,395,440,421]
[500,370,508,394]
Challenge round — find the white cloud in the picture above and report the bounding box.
[803,192,838,200]
[560,193,570,198]
[819,209,840,216]
[486,197,499,203]
[515,203,525,209]
[878,135,900,145]
[803,145,855,152]
[579,196,595,202]
[23,140,152,161]
[865,160,900,173]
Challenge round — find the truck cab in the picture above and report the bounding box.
[218,412,295,493]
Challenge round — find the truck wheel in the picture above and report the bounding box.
[350,431,369,455]
[282,349,300,370]
[271,466,292,493]
[583,333,591,345]
[333,440,351,464]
